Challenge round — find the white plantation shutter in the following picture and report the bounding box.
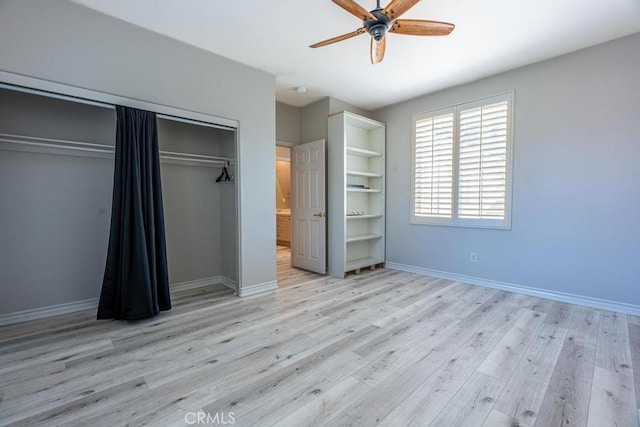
[458,101,509,219]
[413,111,454,218]
[411,92,513,228]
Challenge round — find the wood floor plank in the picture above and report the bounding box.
[0,361,145,422]
[595,310,634,375]
[196,328,377,426]
[379,303,524,426]
[0,338,114,375]
[543,301,575,328]
[482,409,527,427]
[353,295,522,390]
[428,371,506,427]
[211,351,365,427]
[0,361,66,390]
[477,309,546,380]
[0,247,636,426]
[1,377,148,426]
[145,332,318,390]
[567,305,601,348]
[370,280,460,329]
[629,323,640,411]
[587,366,638,427]
[0,310,98,346]
[383,275,449,308]
[274,376,372,427]
[628,314,640,326]
[378,362,475,427]
[493,323,568,425]
[533,309,599,427]
[508,293,554,314]
[352,298,456,361]
[334,295,521,425]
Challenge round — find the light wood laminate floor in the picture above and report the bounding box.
[1,260,639,426]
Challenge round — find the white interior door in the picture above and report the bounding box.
[291,139,326,274]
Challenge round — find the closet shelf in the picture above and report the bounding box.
[346,214,382,220]
[346,146,382,157]
[347,188,382,193]
[346,234,382,243]
[346,170,383,178]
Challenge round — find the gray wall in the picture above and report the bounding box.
[329,97,371,117]
[300,98,330,143]
[0,89,115,313]
[298,96,371,144]
[276,101,300,144]
[0,0,276,297]
[374,33,640,307]
[0,90,238,315]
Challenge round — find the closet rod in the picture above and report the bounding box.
[160,150,232,162]
[0,133,234,165]
[0,83,235,131]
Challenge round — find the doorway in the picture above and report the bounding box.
[275,144,291,263]
[275,144,323,287]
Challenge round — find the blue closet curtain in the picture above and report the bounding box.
[97,106,171,320]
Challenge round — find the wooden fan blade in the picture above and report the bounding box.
[390,19,455,36]
[371,35,386,64]
[383,0,420,19]
[332,0,377,21]
[309,28,367,48]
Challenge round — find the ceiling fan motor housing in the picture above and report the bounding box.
[364,8,391,41]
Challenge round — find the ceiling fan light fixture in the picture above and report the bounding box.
[369,24,388,41]
[364,8,391,40]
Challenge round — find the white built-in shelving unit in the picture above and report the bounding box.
[328,111,385,278]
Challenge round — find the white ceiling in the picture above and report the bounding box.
[71,0,640,110]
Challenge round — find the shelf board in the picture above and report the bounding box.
[347,188,382,193]
[346,214,383,220]
[345,257,384,271]
[346,146,382,157]
[346,170,383,178]
[346,233,382,243]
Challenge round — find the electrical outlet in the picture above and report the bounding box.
[470,252,477,263]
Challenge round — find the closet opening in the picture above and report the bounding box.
[0,84,239,321]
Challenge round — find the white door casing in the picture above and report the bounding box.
[291,140,326,274]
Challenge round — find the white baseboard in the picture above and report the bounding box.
[171,275,236,293]
[0,298,99,326]
[237,280,278,297]
[386,262,640,316]
[220,276,237,292]
[1,276,239,326]
[171,276,224,291]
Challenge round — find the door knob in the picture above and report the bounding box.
[313,212,326,218]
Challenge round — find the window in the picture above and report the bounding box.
[411,92,513,229]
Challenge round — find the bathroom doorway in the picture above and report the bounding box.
[275,144,324,288]
[275,145,292,277]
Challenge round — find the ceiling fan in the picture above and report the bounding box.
[310,0,455,64]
